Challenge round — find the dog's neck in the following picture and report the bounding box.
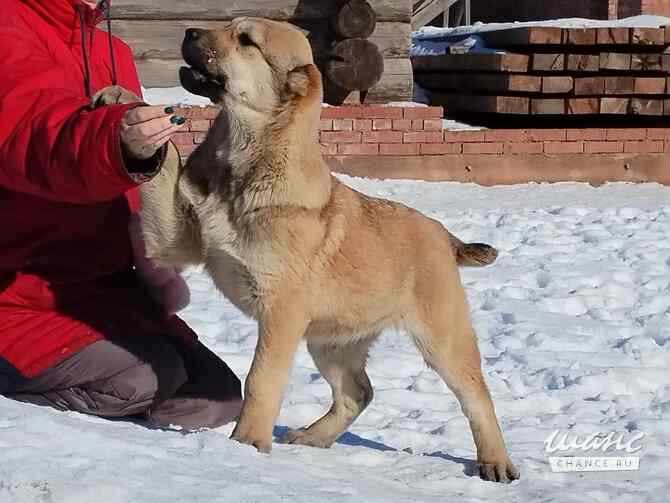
[185,89,331,223]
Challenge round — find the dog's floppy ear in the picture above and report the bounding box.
[286,64,321,98]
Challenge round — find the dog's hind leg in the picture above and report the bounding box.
[279,335,376,448]
[410,279,519,483]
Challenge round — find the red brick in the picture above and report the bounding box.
[320,143,338,156]
[359,106,404,119]
[353,119,372,131]
[172,132,195,145]
[333,119,354,131]
[423,119,443,131]
[505,142,544,154]
[420,143,462,154]
[321,106,363,119]
[584,141,624,153]
[484,130,530,142]
[444,131,486,143]
[363,130,403,143]
[379,143,420,155]
[544,142,584,154]
[529,129,567,141]
[372,119,393,130]
[647,128,670,140]
[194,132,207,144]
[403,131,444,143]
[319,119,333,131]
[392,119,412,131]
[666,141,670,153]
[606,128,647,141]
[338,143,379,155]
[177,106,220,119]
[624,141,665,153]
[567,128,606,141]
[188,119,211,132]
[403,106,443,119]
[463,142,504,154]
[320,131,362,144]
[410,120,424,131]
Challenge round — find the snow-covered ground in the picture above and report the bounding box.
[2,178,670,502]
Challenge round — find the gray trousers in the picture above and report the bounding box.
[5,336,242,430]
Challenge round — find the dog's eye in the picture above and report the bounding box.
[239,33,255,47]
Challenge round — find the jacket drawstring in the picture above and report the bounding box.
[76,1,119,99]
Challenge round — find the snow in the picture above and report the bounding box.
[142,86,211,107]
[412,14,670,56]
[2,179,670,502]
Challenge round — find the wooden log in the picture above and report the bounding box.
[634,77,667,95]
[411,53,529,73]
[414,72,541,93]
[531,99,565,115]
[631,27,666,45]
[574,77,605,96]
[604,76,635,95]
[601,97,630,114]
[542,76,574,94]
[666,25,670,44]
[600,53,631,71]
[333,0,377,39]
[479,27,563,46]
[532,54,565,72]
[630,98,665,115]
[596,27,630,45]
[664,54,670,72]
[666,99,670,116]
[325,38,384,91]
[358,58,413,103]
[111,0,412,22]
[631,54,663,71]
[565,28,596,45]
[567,98,599,115]
[567,54,600,72]
[426,93,530,114]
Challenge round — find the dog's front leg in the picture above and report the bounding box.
[231,300,309,453]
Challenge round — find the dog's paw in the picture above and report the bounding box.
[477,458,520,483]
[278,428,334,449]
[90,85,142,109]
[231,426,272,453]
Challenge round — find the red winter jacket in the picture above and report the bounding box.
[0,0,194,382]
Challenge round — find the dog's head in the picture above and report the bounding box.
[180,17,319,112]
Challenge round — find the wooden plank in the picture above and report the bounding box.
[567,98,599,115]
[110,20,412,60]
[664,54,670,72]
[567,54,600,72]
[666,25,670,44]
[112,0,412,22]
[631,53,663,71]
[574,77,605,96]
[600,97,630,114]
[666,99,670,116]
[412,0,458,30]
[532,53,565,72]
[411,53,529,73]
[426,93,530,114]
[531,99,565,115]
[565,28,597,45]
[631,27,666,45]
[542,76,573,94]
[630,98,665,115]
[479,27,563,46]
[604,76,635,95]
[634,77,668,95]
[414,72,541,93]
[596,27,630,45]
[600,53,631,71]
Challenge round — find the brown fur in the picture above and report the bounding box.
[136,17,518,482]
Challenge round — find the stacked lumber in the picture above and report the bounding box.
[110,0,413,104]
[413,25,670,116]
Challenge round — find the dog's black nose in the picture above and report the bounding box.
[185,28,203,42]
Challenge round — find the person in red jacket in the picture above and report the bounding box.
[0,0,243,429]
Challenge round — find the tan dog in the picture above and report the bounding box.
[134,17,518,483]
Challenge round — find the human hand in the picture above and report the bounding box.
[121,106,186,160]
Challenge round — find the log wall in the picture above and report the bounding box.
[110,0,413,103]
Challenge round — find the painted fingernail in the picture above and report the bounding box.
[170,115,186,125]
[164,106,175,114]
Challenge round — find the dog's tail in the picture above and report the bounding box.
[449,233,499,267]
